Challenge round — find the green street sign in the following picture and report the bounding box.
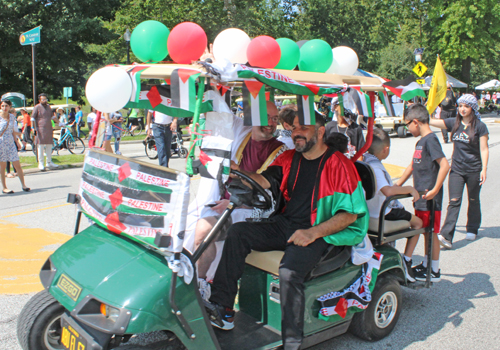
[19,26,41,46]
[63,87,73,98]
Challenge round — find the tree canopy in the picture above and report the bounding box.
[0,0,499,105]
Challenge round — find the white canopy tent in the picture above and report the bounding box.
[475,79,500,90]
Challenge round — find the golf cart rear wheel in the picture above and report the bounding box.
[179,147,188,158]
[17,289,66,350]
[397,126,407,138]
[349,274,402,341]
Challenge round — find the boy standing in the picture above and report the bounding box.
[396,104,450,282]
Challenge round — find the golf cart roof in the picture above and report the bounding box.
[123,63,385,92]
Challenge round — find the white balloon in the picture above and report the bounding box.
[326,46,359,75]
[85,67,132,113]
[213,28,251,64]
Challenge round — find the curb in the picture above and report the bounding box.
[24,162,84,175]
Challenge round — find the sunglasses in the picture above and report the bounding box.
[404,120,413,128]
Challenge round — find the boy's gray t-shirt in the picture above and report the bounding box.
[412,133,445,211]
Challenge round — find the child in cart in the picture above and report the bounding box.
[364,128,423,253]
[396,104,450,282]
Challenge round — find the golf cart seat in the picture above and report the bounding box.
[245,161,375,279]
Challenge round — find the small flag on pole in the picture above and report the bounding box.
[378,91,395,117]
[242,81,268,126]
[171,69,201,112]
[296,95,316,125]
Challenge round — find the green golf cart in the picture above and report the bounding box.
[17,62,434,350]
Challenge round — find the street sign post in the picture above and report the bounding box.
[19,26,41,107]
[413,62,428,77]
[63,87,73,106]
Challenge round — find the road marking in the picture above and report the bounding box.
[0,220,70,294]
[384,163,406,180]
[2,203,71,218]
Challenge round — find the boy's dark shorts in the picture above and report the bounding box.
[385,208,412,222]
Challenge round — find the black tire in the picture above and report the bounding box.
[17,290,66,350]
[67,138,86,154]
[179,147,188,159]
[145,139,158,160]
[397,126,407,138]
[349,274,402,341]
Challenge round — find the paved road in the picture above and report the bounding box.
[1,121,500,349]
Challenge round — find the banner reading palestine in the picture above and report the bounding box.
[79,150,190,254]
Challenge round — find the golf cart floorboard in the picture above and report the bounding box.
[215,311,281,350]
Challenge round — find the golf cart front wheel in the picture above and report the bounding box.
[349,274,402,341]
[179,147,188,158]
[17,289,66,350]
[397,126,407,138]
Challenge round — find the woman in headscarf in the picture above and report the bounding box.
[430,94,488,248]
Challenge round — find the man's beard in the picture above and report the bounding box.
[293,133,317,153]
[259,125,275,138]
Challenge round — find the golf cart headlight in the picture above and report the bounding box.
[100,303,120,322]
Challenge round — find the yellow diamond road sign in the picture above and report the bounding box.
[413,62,427,77]
[416,79,425,85]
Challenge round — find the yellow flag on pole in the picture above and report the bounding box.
[427,55,447,114]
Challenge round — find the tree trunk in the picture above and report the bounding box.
[461,56,472,89]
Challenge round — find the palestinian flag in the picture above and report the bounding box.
[125,83,213,119]
[242,80,268,126]
[192,136,232,182]
[127,65,150,103]
[383,76,426,101]
[350,87,373,118]
[317,252,383,322]
[378,91,395,117]
[171,68,202,112]
[296,95,316,125]
[79,150,190,254]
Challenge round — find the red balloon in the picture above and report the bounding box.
[167,22,207,64]
[247,36,281,68]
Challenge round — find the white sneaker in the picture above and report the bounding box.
[198,278,211,301]
[115,151,122,155]
[465,233,476,241]
[47,162,59,169]
[38,163,46,171]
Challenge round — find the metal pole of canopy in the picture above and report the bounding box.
[186,76,206,176]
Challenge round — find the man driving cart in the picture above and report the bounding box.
[206,112,369,350]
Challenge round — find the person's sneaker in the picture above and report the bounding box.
[47,162,59,169]
[438,234,452,249]
[203,300,235,330]
[465,233,476,241]
[38,163,46,171]
[115,151,122,155]
[402,256,415,283]
[415,267,441,282]
[198,278,211,302]
[412,262,426,281]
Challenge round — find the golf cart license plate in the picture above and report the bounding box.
[61,318,88,350]
[57,274,82,301]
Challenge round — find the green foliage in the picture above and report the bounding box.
[0,0,121,104]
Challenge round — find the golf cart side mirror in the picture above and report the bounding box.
[67,193,80,204]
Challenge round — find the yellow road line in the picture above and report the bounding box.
[0,220,70,294]
[2,203,71,218]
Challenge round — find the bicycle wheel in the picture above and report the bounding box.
[67,137,86,154]
[145,139,158,160]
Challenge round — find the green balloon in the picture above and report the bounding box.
[298,39,333,73]
[130,20,170,63]
[274,38,300,70]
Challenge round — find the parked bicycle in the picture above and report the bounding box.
[144,129,187,160]
[52,124,86,155]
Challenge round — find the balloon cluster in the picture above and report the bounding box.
[128,20,359,74]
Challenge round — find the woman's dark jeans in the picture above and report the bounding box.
[440,170,482,242]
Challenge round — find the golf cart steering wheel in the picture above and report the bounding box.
[230,170,272,210]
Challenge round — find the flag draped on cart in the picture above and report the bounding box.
[79,150,190,254]
[378,90,395,117]
[242,80,268,126]
[317,253,383,322]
